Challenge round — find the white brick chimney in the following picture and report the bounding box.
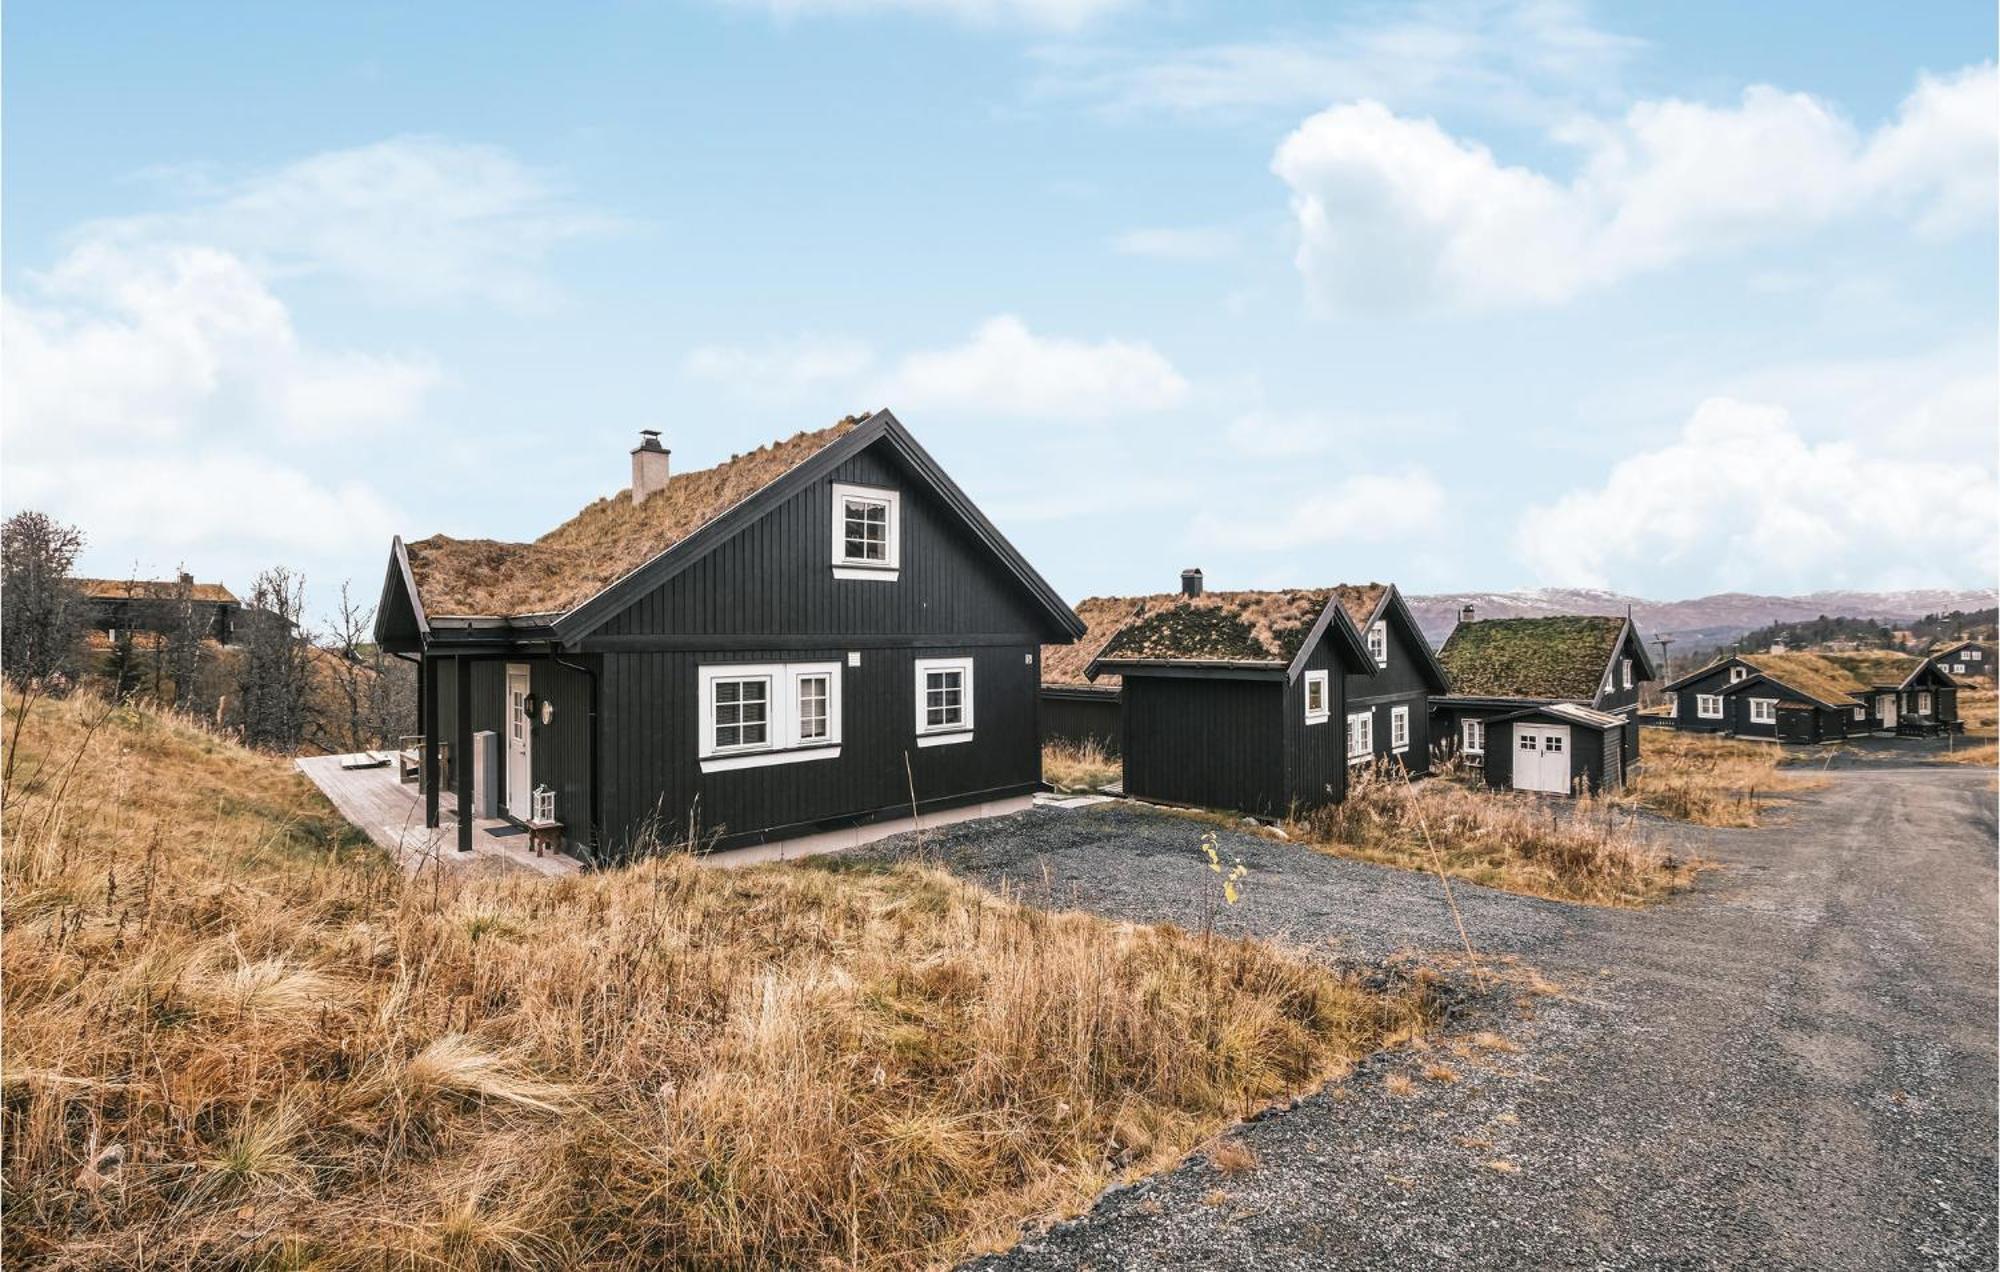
[631,430,671,504]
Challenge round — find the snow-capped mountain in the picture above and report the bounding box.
[1404,587,1998,649]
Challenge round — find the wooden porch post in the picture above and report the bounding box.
[422,655,441,829]
[456,656,475,853]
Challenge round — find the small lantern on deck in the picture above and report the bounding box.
[531,784,557,824]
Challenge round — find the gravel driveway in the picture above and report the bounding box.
[859,764,1998,1270]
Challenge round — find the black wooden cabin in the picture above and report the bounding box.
[374,410,1084,862]
[1430,613,1657,783]
[77,575,239,645]
[1078,584,1377,816]
[1930,640,1993,681]
[1664,651,1960,741]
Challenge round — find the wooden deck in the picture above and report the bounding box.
[295,754,579,878]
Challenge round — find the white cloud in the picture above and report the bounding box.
[88,136,616,309]
[884,315,1188,420]
[1193,469,1447,550]
[1111,226,1240,260]
[726,0,1129,31]
[3,239,422,581]
[1273,63,1998,313]
[684,337,876,404]
[1514,397,1999,591]
[1035,1,1640,120]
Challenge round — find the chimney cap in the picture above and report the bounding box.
[633,429,668,454]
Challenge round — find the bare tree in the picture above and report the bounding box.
[324,582,373,752]
[1,511,87,692]
[161,569,211,712]
[237,567,316,752]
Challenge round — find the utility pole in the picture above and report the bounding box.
[1654,634,1675,680]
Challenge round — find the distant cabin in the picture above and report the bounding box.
[1663,651,1961,742]
[1430,613,1657,794]
[1929,639,1993,682]
[373,411,1083,862]
[1041,575,1448,782]
[1052,575,1384,816]
[76,574,239,646]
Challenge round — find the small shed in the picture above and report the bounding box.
[1481,702,1627,797]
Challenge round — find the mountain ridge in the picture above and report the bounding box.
[1404,586,1998,649]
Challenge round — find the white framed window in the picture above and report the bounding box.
[1952,663,1966,674]
[1748,698,1777,725]
[1697,694,1724,719]
[1303,670,1330,724]
[1367,622,1388,668]
[915,656,974,746]
[1461,718,1485,757]
[698,662,842,772]
[1917,691,1932,714]
[1729,665,1747,683]
[1544,731,1564,754]
[1853,705,1866,721]
[1621,658,1634,689]
[1345,710,1373,762]
[830,483,901,581]
[1968,649,1983,661]
[1518,732,1538,752]
[1390,705,1409,751]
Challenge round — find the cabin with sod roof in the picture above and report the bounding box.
[1929,639,1993,682]
[76,574,240,645]
[1430,611,1657,783]
[373,410,1084,862]
[1663,651,1961,742]
[1040,574,1448,780]
[1073,576,1377,816]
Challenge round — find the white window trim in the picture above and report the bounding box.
[1748,697,1777,725]
[1367,622,1388,668]
[1621,658,1634,689]
[915,656,974,744]
[1952,663,1966,674]
[1968,649,1983,661]
[1729,665,1747,683]
[1390,704,1409,752]
[1917,691,1932,714]
[1345,710,1373,763]
[830,482,901,581]
[1696,694,1724,719]
[698,661,843,772]
[1303,670,1330,724]
[1461,718,1485,756]
[1853,705,1866,721]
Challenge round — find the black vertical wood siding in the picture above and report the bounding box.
[1040,688,1122,753]
[1284,635,1345,811]
[1121,673,1285,814]
[1345,611,1433,776]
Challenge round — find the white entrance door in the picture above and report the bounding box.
[506,664,532,820]
[1876,694,1897,729]
[1511,724,1572,794]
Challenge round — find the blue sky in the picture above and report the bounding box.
[5,1,1995,622]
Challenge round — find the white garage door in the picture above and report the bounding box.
[1511,724,1572,794]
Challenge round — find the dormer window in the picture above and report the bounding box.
[831,483,900,581]
[1366,622,1388,667]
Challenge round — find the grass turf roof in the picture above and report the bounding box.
[1082,589,1337,674]
[74,578,237,605]
[1436,615,1625,700]
[1042,585,1388,686]
[1737,650,1929,705]
[404,418,862,618]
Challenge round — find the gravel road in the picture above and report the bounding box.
[860,763,1998,1270]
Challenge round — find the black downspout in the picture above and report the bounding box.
[553,653,601,865]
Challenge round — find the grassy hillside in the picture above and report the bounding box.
[2,691,1435,1269]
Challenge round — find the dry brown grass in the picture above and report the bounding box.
[1042,738,1121,793]
[2,690,1436,1270]
[1614,731,1826,827]
[1933,740,1999,767]
[1958,688,1997,739]
[1207,1139,1259,1175]
[1289,766,1698,908]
